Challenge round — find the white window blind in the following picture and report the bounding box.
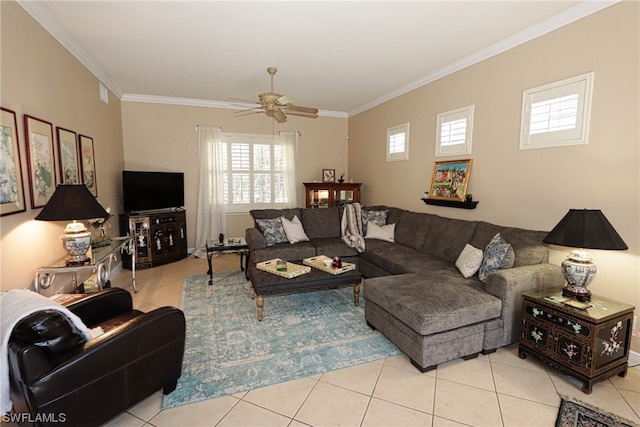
[387,123,410,161]
[220,133,294,209]
[520,72,593,150]
[435,105,474,157]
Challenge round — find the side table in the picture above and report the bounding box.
[35,237,136,295]
[518,287,634,394]
[206,238,249,285]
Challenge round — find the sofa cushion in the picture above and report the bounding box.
[251,242,317,263]
[312,238,359,258]
[471,221,549,267]
[365,222,395,242]
[300,208,340,239]
[362,209,387,236]
[422,216,477,262]
[255,217,288,246]
[364,273,502,336]
[362,240,451,275]
[282,215,309,243]
[455,244,483,278]
[394,211,433,251]
[251,208,301,227]
[478,233,513,282]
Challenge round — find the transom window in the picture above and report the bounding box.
[435,105,474,157]
[520,72,594,150]
[387,123,410,161]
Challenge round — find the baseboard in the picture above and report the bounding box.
[629,350,640,368]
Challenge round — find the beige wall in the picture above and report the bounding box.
[120,102,349,243]
[349,2,640,350]
[0,2,125,290]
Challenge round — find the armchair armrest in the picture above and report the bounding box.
[65,288,132,327]
[484,263,563,345]
[21,307,185,409]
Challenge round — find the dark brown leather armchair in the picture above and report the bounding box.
[8,288,185,427]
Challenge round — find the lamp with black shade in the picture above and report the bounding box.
[543,209,628,302]
[35,184,109,265]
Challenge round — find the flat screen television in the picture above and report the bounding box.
[122,170,184,212]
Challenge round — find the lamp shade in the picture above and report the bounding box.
[35,184,108,221]
[543,209,627,250]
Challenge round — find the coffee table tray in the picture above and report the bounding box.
[303,255,356,275]
[256,259,311,279]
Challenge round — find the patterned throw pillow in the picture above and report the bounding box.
[362,209,388,236]
[455,244,484,278]
[281,215,309,244]
[365,221,395,242]
[478,233,514,282]
[255,217,288,247]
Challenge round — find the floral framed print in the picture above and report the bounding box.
[56,127,80,184]
[79,134,97,196]
[24,115,56,209]
[429,159,473,202]
[322,168,335,183]
[0,108,27,216]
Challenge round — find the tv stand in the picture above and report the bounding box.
[119,210,187,270]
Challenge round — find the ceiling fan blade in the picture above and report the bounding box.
[273,107,287,123]
[234,110,264,117]
[275,95,295,106]
[286,104,318,115]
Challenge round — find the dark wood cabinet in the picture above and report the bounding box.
[119,210,187,269]
[304,182,362,208]
[518,288,634,394]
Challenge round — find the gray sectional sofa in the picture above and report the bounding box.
[245,205,563,371]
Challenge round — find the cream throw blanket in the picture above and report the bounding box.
[0,289,94,414]
[341,202,365,253]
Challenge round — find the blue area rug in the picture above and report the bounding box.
[162,271,400,409]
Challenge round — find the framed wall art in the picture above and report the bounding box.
[322,168,335,183]
[79,134,97,196]
[24,114,56,209]
[0,107,27,216]
[429,159,473,202]
[56,127,80,184]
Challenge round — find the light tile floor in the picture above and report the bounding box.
[106,254,640,427]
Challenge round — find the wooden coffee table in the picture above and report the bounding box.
[248,260,362,321]
[206,238,249,285]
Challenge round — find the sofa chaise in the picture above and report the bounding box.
[245,205,563,371]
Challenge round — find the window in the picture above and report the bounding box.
[520,72,594,150]
[219,133,295,210]
[435,105,474,157]
[387,123,409,161]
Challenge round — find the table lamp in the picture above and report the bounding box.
[35,184,109,265]
[543,209,627,301]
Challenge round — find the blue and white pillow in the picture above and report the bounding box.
[362,209,388,236]
[478,233,514,282]
[256,217,288,247]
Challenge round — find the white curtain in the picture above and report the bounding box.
[193,125,225,258]
[279,131,299,208]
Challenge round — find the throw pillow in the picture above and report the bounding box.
[365,221,395,242]
[455,244,484,278]
[281,215,310,244]
[255,217,288,247]
[362,209,388,236]
[478,233,514,282]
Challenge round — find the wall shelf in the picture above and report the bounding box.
[421,198,478,210]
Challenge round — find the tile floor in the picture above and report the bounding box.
[105,254,640,427]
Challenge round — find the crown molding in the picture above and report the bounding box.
[347,0,621,117]
[17,0,124,99]
[122,94,348,118]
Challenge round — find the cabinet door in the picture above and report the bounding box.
[593,315,632,370]
[554,331,588,370]
[131,217,150,262]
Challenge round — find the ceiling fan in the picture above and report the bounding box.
[234,67,318,123]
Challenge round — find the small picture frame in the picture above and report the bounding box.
[0,107,27,216]
[56,127,80,184]
[429,159,473,202]
[24,114,57,209]
[79,134,97,196]
[322,168,335,183]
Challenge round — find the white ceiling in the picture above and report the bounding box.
[20,1,617,117]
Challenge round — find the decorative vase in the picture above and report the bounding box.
[561,249,597,301]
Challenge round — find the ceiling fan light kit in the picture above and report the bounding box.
[235,67,319,123]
